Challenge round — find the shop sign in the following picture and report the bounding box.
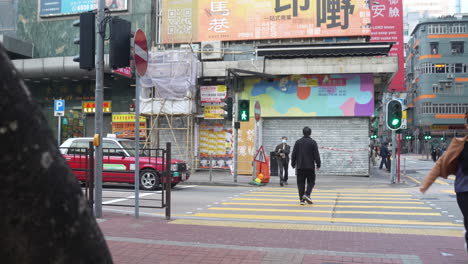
[112,114,146,123]
[112,114,147,139]
[201,85,227,103]
[162,0,371,43]
[204,105,224,119]
[40,0,128,17]
[82,101,112,113]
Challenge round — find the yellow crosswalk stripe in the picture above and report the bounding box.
[222,202,433,210]
[264,188,406,193]
[208,207,441,216]
[244,194,419,201]
[448,176,455,181]
[191,213,462,227]
[251,192,413,197]
[435,179,449,185]
[233,198,425,204]
[441,190,456,194]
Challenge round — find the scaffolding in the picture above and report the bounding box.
[138,49,197,169]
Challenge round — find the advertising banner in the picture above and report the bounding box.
[162,0,371,43]
[200,85,227,103]
[40,0,128,17]
[111,114,147,139]
[241,74,374,117]
[203,105,224,119]
[370,0,404,91]
[198,123,233,169]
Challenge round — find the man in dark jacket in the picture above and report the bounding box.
[291,127,321,205]
[274,136,291,186]
[379,143,389,170]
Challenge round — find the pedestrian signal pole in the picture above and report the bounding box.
[386,99,403,184]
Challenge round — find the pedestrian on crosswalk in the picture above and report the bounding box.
[291,127,321,205]
[420,113,468,251]
[275,136,290,187]
[379,143,389,170]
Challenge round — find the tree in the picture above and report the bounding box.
[0,43,112,263]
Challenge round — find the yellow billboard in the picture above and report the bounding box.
[162,0,371,43]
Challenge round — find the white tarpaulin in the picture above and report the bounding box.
[140,50,198,100]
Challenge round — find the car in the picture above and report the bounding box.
[60,137,190,190]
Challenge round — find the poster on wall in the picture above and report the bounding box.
[241,74,374,117]
[40,0,128,17]
[198,123,233,169]
[111,114,147,139]
[237,119,255,175]
[162,0,371,43]
[370,0,404,91]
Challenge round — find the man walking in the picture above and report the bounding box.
[275,136,290,186]
[291,127,321,205]
[379,143,389,170]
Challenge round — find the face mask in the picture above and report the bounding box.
[282,140,286,143]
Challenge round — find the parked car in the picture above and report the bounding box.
[60,137,190,190]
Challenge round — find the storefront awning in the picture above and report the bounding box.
[256,42,394,58]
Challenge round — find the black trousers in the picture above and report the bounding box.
[379,156,388,169]
[456,192,468,245]
[278,160,288,183]
[296,169,316,201]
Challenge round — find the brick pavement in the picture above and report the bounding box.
[98,212,467,264]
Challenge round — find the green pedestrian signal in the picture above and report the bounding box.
[238,100,250,122]
[370,135,377,139]
[386,99,403,130]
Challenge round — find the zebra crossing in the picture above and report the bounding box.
[188,187,462,228]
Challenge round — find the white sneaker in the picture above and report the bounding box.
[464,230,467,253]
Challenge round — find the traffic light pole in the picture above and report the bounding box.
[94,0,105,218]
[390,130,397,184]
[233,93,238,183]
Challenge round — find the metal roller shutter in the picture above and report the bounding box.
[262,117,370,176]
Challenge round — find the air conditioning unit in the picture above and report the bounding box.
[201,41,223,60]
[447,73,454,79]
[451,49,458,54]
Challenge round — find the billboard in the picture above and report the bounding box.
[40,0,128,17]
[370,0,404,91]
[241,74,374,117]
[162,0,371,43]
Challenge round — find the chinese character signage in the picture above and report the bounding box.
[162,0,371,43]
[198,123,233,169]
[200,85,227,103]
[40,0,128,17]
[204,105,225,119]
[370,0,404,91]
[112,114,147,139]
[82,101,112,113]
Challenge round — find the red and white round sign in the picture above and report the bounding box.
[254,101,261,121]
[133,29,148,76]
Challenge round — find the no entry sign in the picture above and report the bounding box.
[133,29,148,76]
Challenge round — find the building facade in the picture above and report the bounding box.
[405,15,468,153]
[3,0,399,176]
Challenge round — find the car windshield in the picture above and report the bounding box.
[119,140,146,157]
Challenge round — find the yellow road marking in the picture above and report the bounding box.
[264,188,406,193]
[208,207,441,216]
[435,179,449,185]
[170,219,463,237]
[251,192,413,197]
[441,190,456,194]
[233,198,425,204]
[405,175,421,184]
[191,213,462,227]
[244,194,419,201]
[222,202,433,210]
[448,176,455,180]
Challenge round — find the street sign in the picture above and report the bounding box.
[133,29,148,76]
[254,100,261,121]
[113,66,132,78]
[54,100,65,116]
[254,146,267,163]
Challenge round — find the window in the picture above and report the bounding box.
[454,63,467,73]
[455,83,464,95]
[451,42,464,54]
[103,141,124,156]
[428,24,447,34]
[435,64,447,73]
[449,23,466,33]
[430,43,439,54]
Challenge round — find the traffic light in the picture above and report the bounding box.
[370,135,377,139]
[238,100,250,122]
[73,12,95,70]
[405,135,413,140]
[110,17,131,69]
[386,99,403,130]
[221,97,233,121]
[424,132,432,140]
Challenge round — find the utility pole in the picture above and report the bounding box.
[94,0,105,218]
[233,93,239,183]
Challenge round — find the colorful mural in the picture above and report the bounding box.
[241,74,374,117]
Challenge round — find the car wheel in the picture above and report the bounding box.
[139,169,160,191]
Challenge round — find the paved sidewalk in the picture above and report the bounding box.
[99,212,466,264]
